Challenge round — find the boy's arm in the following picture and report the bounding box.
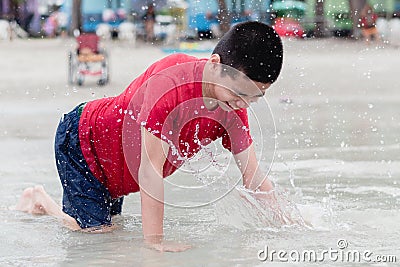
[139,127,168,239]
[233,143,274,192]
[138,127,190,252]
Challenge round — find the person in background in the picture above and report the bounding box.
[360,3,380,43]
[143,4,156,42]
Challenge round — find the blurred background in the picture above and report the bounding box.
[1,1,400,266]
[1,0,400,44]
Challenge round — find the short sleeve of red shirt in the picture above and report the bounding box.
[136,74,178,140]
[221,108,253,154]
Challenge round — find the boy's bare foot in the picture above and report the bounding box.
[15,185,89,231]
[16,185,58,215]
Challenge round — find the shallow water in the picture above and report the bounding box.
[0,39,399,266]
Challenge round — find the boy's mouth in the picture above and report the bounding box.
[219,101,238,112]
[225,101,240,110]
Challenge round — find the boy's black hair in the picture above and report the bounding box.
[212,21,283,84]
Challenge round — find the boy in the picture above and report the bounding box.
[16,21,283,252]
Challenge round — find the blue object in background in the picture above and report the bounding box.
[61,0,129,32]
[186,0,272,33]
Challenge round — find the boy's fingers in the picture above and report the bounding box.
[148,241,191,253]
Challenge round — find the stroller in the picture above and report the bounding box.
[68,32,109,86]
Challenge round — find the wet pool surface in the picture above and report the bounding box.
[0,38,399,266]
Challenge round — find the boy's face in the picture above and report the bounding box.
[212,77,271,111]
[203,54,272,111]
[206,67,271,111]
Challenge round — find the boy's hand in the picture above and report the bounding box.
[149,241,191,252]
[251,188,307,227]
[145,236,191,252]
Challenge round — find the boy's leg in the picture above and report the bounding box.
[15,185,117,232]
[15,185,81,230]
[53,104,120,231]
[16,103,119,232]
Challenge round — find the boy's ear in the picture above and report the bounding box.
[208,54,221,72]
[209,54,221,64]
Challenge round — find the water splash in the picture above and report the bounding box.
[214,186,309,231]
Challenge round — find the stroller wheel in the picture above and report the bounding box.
[97,79,107,86]
[78,77,84,86]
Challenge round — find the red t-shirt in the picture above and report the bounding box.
[79,54,252,198]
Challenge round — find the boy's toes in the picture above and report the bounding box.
[33,185,45,194]
[15,187,34,212]
[22,187,34,198]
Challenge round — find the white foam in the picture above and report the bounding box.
[272,159,400,178]
[337,186,400,197]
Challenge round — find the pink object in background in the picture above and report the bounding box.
[273,18,304,37]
